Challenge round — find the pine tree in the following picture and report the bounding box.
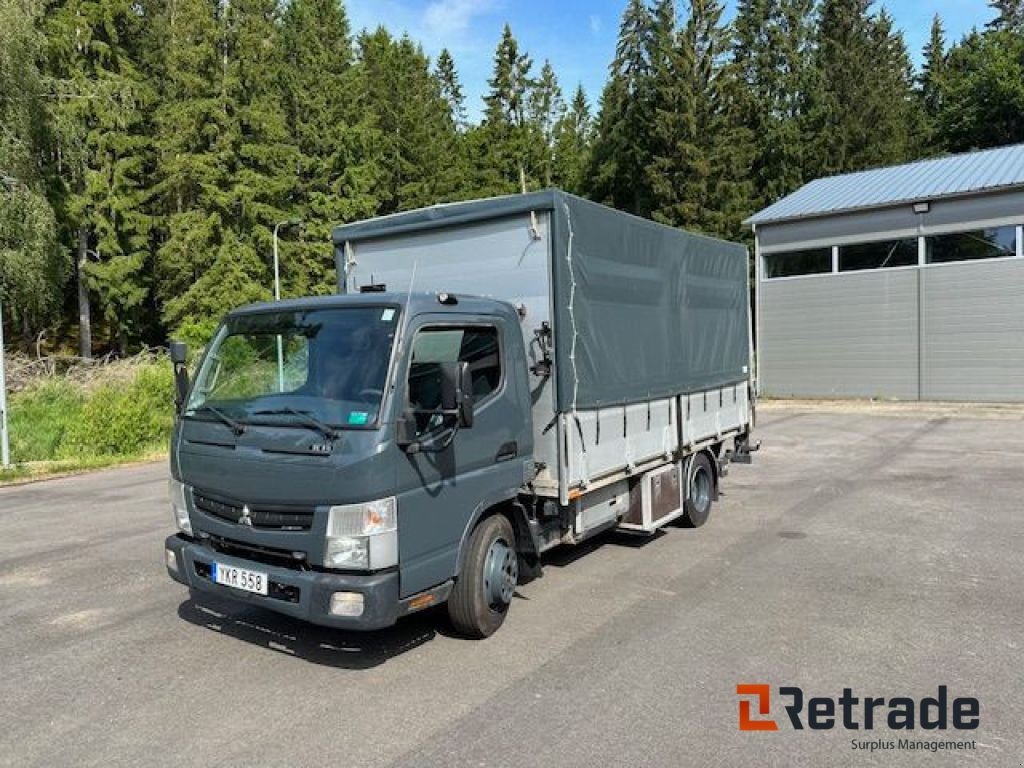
[918,14,947,152]
[528,60,566,186]
[0,0,66,343]
[552,85,593,193]
[475,24,542,194]
[435,48,467,130]
[154,0,299,333]
[585,0,658,215]
[939,28,1024,151]
[47,0,154,354]
[357,29,460,213]
[647,0,751,236]
[280,0,379,297]
[732,0,814,211]
[988,0,1024,31]
[806,0,917,177]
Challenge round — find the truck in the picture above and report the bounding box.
[164,190,757,638]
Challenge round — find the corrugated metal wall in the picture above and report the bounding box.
[759,258,1024,402]
[921,259,1024,401]
[759,270,920,399]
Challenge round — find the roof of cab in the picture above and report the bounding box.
[227,291,517,318]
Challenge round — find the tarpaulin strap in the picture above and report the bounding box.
[572,412,590,486]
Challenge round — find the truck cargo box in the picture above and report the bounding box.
[332,190,752,504]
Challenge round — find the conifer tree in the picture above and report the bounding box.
[528,60,566,186]
[918,14,947,152]
[435,48,467,131]
[733,0,814,211]
[0,0,66,342]
[939,28,1024,151]
[552,85,593,193]
[988,0,1024,31]
[357,29,459,213]
[473,24,543,194]
[281,0,378,296]
[805,0,917,177]
[585,0,658,215]
[47,0,153,354]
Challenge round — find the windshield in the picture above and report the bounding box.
[186,306,399,428]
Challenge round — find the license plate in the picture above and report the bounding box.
[211,562,268,595]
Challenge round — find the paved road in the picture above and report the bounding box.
[2,407,1021,767]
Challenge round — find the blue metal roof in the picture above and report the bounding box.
[745,143,1024,226]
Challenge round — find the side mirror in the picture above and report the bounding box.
[440,361,474,429]
[170,341,188,365]
[170,341,190,414]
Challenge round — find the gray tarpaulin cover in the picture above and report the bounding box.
[333,190,750,412]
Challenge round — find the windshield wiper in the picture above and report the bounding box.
[188,405,247,436]
[252,407,340,441]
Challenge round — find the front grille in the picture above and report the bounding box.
[204,533,309,571]
[192,490,315,531]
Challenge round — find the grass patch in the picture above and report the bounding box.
[3,358,175,477]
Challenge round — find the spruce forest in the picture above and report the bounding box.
[2,0,1023,355]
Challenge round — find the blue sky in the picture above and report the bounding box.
[346,1,996,121]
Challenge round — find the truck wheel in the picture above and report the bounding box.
[448,515,518,638]
[680,453,713,528]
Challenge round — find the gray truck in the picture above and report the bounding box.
[164,190,756,638]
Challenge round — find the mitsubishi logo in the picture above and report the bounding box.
[238,505,253,526]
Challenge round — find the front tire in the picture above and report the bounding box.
[448,515,518,638]
[680,453,714,528]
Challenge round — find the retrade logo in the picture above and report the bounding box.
[737,684,778,731]
[736,684,979,732]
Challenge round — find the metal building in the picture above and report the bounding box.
[746,144,1024,402]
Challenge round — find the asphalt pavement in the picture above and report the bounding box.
[1,405,1021,767]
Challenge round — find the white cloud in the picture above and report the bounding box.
[589,14,601,34]
[424,0,500,39]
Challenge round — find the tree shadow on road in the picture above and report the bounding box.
[177,592,440,669]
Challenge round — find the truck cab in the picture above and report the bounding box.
[166,292,535,637]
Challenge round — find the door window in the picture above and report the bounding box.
[407,326,501,435]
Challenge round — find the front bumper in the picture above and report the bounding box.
[164,534,400,630]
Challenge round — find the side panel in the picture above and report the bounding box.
[920,259,1024,402]
[680,384,750,447]
[563,397,678,490]
[759,270,919,399]
[558,384,749,497]
[343,213,561,489]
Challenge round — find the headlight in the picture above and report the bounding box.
[324,497,397,570]
[168,478,192,535]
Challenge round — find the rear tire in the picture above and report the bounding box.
[448,515,518,638]
[680,453,714,528]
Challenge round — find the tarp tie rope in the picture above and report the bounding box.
[563,201,589,487]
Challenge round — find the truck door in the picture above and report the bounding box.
[394,316,526,597]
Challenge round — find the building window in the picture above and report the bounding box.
[926,227,1018,264]
[838,238,918,271]
[762,248,832,278]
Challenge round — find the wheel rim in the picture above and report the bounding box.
[483,536,517,610]
[691,465,711,513]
